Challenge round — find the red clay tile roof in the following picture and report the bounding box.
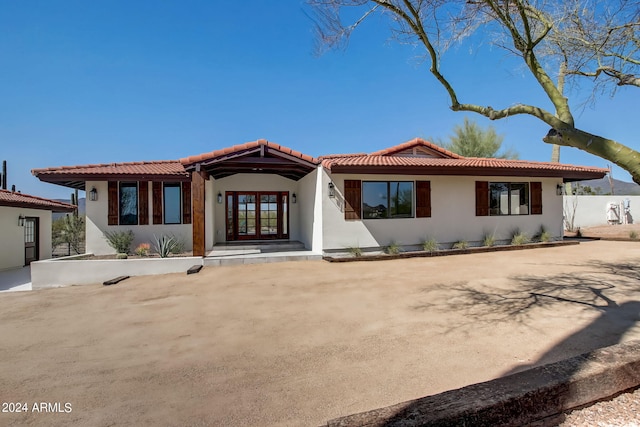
[0,189,76,212]
[369,138,462,159]
[180,139,318,166]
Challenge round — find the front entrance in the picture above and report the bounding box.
[226,191,289,241]
[24,217,39,266]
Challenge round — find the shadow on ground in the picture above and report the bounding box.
[380,259,640,426]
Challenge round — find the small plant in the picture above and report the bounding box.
[575,227,582,238]
[452,240,469,250]
[104,230,135,254]
[116,253,128,259]
[511,231,531,246]
[169,235,186,255]
[482,233,496,247]
[153,235,179,258]
[422,237,439,253]
[134,243,151,257]
[385,241,401,255]
[630,230,638,240]
[347,245,362,257]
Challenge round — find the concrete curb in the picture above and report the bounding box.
[325,340,640,427]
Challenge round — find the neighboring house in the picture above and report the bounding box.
[32,138,607,256]
[0,189,75,270]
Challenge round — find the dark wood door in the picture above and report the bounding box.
[24,217,39,266]
[226,191,289,241]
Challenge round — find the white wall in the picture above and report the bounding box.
[322,173,564,251]
[85,180,192,255]
[297,169,319,250]
[563,195,640,229]
[0,206,52,271]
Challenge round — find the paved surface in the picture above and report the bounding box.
[0,266,32,292]
[0,240,639,426]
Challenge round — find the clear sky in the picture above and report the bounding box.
[1,1,637,200]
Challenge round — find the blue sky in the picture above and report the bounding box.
[1,1,637,200]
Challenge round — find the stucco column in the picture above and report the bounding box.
[191,170,207,257]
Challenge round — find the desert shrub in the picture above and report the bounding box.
[134,243,151,257]
[422,237,439,253]
[511,231,531,246]
[482,233,496,247]
[630,230,638,240]
[347,245,362,257]
[104,230,134,254]
[153,235,179,258]
[452,240,469,250]
[385,241,401,255]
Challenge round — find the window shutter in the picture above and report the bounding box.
[416,181,431,218]
[531,182,543,215]
[476,181,489,216]
[108,182,118,225]
[152,182,163,224]
[344,180,361,220]
[182,181,191,224]
[138,181,149,225]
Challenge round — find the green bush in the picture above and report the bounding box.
[630,230,638,240]
[482,233,496,247]
[452,240,469,250]
[511,232,531,246]
[422,237,439,253]
[385,241,401,255]
[347,245,362,257]
[104,230,135,254]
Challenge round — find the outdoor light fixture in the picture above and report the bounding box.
[328,182,335,198]
[18,214,25,227]
[89,187,98,201]
[217,192,223,204]
[292,193,297,204]
[556,184,564,196]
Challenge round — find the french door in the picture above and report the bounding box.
[226,191,289,241]
[24,217,39,266]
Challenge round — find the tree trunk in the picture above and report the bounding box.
[543,128,640,184]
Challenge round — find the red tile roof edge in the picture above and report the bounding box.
[31,159,185,175]
[180,139,318,166]
[0,189,76,211]
[370,138,463,159]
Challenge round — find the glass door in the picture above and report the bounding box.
[226,191,289,241]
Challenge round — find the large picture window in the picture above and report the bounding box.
[489,182,529,215]
[362,181,413,219]
[119,182,138,225]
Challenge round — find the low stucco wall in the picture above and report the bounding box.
[31,256,203,289]
[564,195,640,229]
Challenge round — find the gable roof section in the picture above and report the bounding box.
[32,160,190,190]
[180,139,318,181]
[322,138,608,182]
[369,138,462,159]
[0,189,76,212]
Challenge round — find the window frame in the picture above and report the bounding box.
[163,182,182,224]
[119,182,139,225]
[488,182,530,216]
[362,180,415,219]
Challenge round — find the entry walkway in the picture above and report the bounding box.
[204,241,322,266]
[0,266,32,292]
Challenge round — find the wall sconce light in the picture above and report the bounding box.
[556,184,564,196]
[89,187,98,201]
[292,193,297,204]
[328,182,335,198]
[217,192,223,204]
[18,214,25,227]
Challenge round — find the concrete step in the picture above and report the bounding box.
[209,241,306,254]
[204,251,322,266]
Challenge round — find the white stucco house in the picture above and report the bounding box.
[32,138,607,256]
[0,189,75,270]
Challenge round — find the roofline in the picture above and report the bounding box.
[0,190,76,212]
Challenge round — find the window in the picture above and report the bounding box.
[489,182,529,215]
[163,183,181,224]
[362,181,413,219]
[119,182,138,225]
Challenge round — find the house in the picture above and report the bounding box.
[0,189,75,270]
[32,139,607,256]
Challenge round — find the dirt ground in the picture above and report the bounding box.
[1,241,640,426]
[567,223,640,239]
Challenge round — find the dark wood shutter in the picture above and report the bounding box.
[531,182,543,215]
[108,181,118,225]
[152,182,163,224]
[344,180,361,220]
[182,181,191,224]
[416,181,431,218]
[476,181,489,216]
[138,181,149,225]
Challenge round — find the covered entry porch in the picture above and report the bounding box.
[181,140,321,256]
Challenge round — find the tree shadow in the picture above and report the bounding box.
[381,259,640,426]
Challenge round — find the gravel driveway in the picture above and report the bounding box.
[1,240,639,426]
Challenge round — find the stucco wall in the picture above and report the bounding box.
[563,195,640,229]
[296,169,320,250]
[85,180,192,255]
[322,173,564,251]
[0,206,52,271]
